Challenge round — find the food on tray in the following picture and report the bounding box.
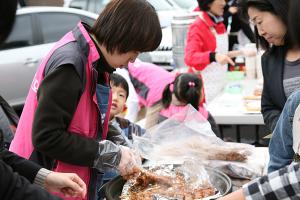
[254,88,262,96]
[148,138,250,163]
[210,151,247,162]
[244,100,261,112]
[243,95,261,100]
[121,168,216,200]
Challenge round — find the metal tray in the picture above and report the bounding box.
[102,167,232,200]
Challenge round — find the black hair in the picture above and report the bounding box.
[238,0,290,50]
[0,0,18,43]
[289,0,300,48]
[91,0,162,54]
[197,0,215,11]
[110,73,129,99]
[162,73,202,110]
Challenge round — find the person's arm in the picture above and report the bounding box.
[0,148,86,198]
[218,188,245,200]
[267,91,300,172]
[184,21,213,70]
[184,21,234,70]
[0,160,62,200]
[220,163,300,200]
[32,64,99,167]
[0,149,40,183]
[33,64,138,175]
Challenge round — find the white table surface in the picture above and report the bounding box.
[207,79,264,125]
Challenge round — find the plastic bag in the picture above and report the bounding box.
[206,160,258,180]
[133,105,254,164]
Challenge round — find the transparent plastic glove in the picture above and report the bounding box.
[117,145,142,177]
[93,140,122,172]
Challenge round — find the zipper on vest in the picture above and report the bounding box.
[91,68,103,142]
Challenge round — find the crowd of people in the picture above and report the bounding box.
[2,0,300,199]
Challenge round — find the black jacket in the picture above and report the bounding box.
[0,130,61,200]
[261,46,287,132]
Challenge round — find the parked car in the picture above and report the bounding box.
[65,0,177,70]
[65,0,182,28]
[166,0,198,11]
[0,7,98,111]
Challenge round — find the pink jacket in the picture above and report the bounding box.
[160,104,209,120]
[10,22,111,200]
[128,60,175,107]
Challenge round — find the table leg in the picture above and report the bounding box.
[236,125,241,142]
[219,125,224,139]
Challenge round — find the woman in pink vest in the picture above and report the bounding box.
[9,0,162,200]
[159,73,220,135]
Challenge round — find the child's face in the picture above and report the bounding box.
[110,85,127,118]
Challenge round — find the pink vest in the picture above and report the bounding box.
[128,60,175,107]
[160,104,209,120]
[10,22,111,200]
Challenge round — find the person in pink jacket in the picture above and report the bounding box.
[127,61,219,134]
[9,0,162,199]
[127,60,175,128]
[159,73,220,135]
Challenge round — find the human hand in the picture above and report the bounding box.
[117,145,142,177]
[227,50,242,58]
[215,53,235,66]
[45,172,87,198]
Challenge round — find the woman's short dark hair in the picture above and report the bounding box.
[91,0,162,54]
[197,0,215,11]
[0,0,18,43]
[289,0,300,48]
[162,73,202,110]
[238,0,290,50]
[110,73,129,99]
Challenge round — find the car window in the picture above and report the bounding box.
[0,14,33,50]
[69,0,87,10]
[39,13,81,43]
[81,16,96,27]
[147,0,174,11]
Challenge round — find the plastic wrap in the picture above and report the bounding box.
[133,105,254,165]
[93,140,121,172]
[121,161,218,200]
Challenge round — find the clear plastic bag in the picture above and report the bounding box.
[133,105,254,165]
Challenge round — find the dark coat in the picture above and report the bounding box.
[0,130,61,200]
[261,46,287,132]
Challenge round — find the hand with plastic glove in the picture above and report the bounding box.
[93,140,122,172]
[117,145,141,178]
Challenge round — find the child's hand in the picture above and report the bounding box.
[45,172,87,198]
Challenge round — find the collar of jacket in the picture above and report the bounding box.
[82,23,115,74]
[207,11,224,24]
[201,11,226,34]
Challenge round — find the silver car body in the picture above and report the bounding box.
[0,7,98,109]
[65,0,183,69]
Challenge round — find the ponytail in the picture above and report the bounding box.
[174,73,202,110]
[162,83,173,108]
[184,86,200,110]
